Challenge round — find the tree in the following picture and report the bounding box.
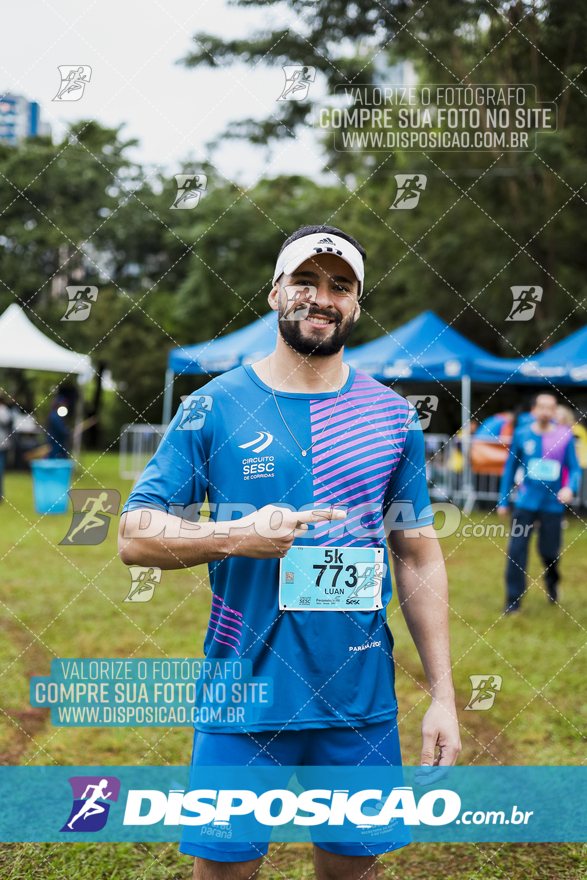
[180,0,587,358]
[0,122,189,444]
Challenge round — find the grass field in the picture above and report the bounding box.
[0,452,586,878]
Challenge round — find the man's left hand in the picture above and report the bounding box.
[557,486,574,505]
[419,697,461,770]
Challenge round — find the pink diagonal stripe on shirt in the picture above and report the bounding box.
[310,396,407,429]
[312,423,403,459]
[313,444,400,475]
[212,636,240,654]
[210,612,243,637]
[311,409,408,446]
[212,597,243,617]
[316,453,397,483]
[310,392,399,421]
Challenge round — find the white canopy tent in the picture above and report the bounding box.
[0,303,90,373]
[0,303,92,457]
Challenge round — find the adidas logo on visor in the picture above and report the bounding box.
[313,236,343,256]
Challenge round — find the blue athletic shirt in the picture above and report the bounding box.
[122,364,434,732]
[498,421,581,513]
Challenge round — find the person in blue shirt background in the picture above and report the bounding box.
[497,392,581,614]
[46,394,71,459]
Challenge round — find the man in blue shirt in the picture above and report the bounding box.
[498,392,581,614]
[118,225,461,880]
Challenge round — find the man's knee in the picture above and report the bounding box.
[313,848,378,880]
[192,855,263,880]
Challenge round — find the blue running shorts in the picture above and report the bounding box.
[179,717,410,862]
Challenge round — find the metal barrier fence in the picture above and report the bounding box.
[424,433,586,512]
[425,433,531,510]
[423,433,453,502]
[119,424,166,481]
[118,426,586,511]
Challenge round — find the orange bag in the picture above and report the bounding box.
[470,440,511,475]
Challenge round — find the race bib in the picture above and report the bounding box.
[279,546,384,611]
[526,457,561,482]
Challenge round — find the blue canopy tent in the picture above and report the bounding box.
[167,311,278,375]
[343,310,510,384]
[485,323,587,386]
[162,308,494,420]
[458,326,587,388]
[164,309,513,419]
[163,312,279,423]
[161,309,557,509]
[163,308,538,452]
[343,310,528,505]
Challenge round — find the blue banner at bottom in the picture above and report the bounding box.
[0,767,585,843]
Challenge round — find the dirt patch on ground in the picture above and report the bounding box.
[0,613,54,765]
[0,707,50,765]
[393,649,514,766]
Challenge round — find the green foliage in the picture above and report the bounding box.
[179,0,587,357]
[171,176,347,334]
[3,2,587,444]
[0,124,196,441]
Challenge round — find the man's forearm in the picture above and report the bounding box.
[393,541,455,699]
[118,505,345,571]
[118,509,236,569]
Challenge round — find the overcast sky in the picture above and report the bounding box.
[0,0,330,186]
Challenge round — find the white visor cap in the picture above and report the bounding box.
[272,232,364,296]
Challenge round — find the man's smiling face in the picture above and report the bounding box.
[272,252,361,357]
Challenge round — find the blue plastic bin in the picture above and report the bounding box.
[30,460,75,515]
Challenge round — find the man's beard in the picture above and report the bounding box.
[278,302,358,357]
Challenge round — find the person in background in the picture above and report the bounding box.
[46,395,71,459]
[473,411,514,444]
[515,410,536,429]
[0,394,14,501]
[497,393,582,614]
[555,405,587,470]
[468,413,511,478]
